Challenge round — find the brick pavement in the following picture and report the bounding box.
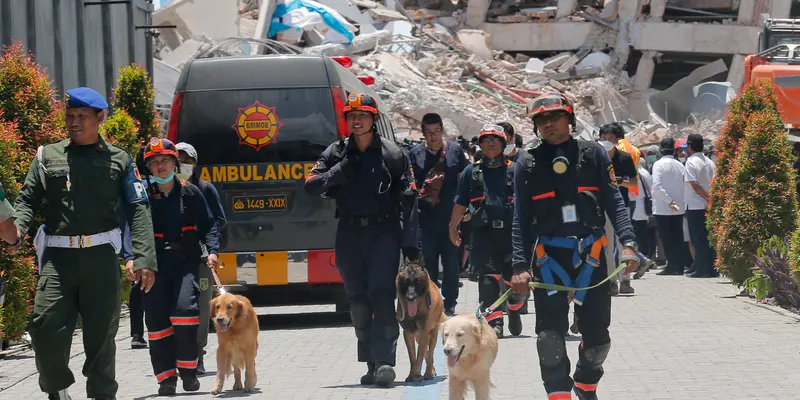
[2,273,800,399]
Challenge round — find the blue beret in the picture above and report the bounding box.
[65,87,108,110]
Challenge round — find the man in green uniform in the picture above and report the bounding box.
[11,87,157,400]
[0,182,18,308]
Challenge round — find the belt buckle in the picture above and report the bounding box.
[69,236,86,249]
[492,220,504,229]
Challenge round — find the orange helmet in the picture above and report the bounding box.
[477,124,507,144]
[143,138,179,162]
[343,92,379,116]
[527,93,576,127]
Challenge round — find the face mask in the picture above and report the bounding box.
[178,164,195,181]
[647,155,657,164]
[152,171,176,185]
[503,144,516,155]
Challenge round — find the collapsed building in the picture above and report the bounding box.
[149,0,793,145]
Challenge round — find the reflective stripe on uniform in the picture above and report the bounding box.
[156,368,177,382]
[575,382,598,391]
[177,359,199,369]
[148,327,174,341]
[548,392,572,400]
[485,311,503,322]
[170,316,200,326]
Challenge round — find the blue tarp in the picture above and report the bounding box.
[268,0,355,44]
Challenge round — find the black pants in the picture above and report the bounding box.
[143,256,201,386]
[632,219,655,260]
[533,246,612,396]
[655,215,691,273]
[470,227,525,327]
[336,220,401,366]
[420,226,459,309]
[129,281,145,337]
[686,210,716,276]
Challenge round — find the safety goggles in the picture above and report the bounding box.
[482,124,505,134]
[532,110,569,126]
[479,124,505,143]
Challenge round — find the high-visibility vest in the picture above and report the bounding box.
[615,138,641,196]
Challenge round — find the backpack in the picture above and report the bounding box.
[468,159,515,226]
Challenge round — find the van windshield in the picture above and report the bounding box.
[177,88,338,164]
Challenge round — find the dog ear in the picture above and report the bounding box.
[235,300,245,321]
[209,297,218,319]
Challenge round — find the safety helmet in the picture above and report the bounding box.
[143,138,179,163]
[477,123,507,144]
[526,92,576,127]
[343,92,379,116]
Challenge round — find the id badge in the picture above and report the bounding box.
[562,204,579,223]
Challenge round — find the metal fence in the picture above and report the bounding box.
[0,0,152,102]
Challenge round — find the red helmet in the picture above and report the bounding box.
[343,92,379,116]
[143,138,179,162]
[527,93,576,127]
[477,123,507,144]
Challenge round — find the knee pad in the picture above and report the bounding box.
[579,342,611,369]
[537,330,566,367]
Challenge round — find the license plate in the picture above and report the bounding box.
[231,194,288,213]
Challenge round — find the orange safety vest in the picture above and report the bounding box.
[615,138,640,196]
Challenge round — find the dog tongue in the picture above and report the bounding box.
[407,299,418,317]
[447,354,458,368]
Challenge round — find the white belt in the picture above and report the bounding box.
[33,225,122,273]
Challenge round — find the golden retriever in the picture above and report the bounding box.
[396,260,448,382]
[441,313,499,400]
[209,292,259,395]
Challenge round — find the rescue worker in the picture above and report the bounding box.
[450,124,525,338]
[138,138,220,396]
[304,92,419,388]
[11,87,157,400]
[510,93,639,400]
[119,204,147,349]
[175,142,227,375]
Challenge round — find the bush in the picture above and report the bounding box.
[707,83,782,248]
[101,109,140,156]
[112,64,159,142]
[0,42,66,339]
[712,91,798,285]
[750,237,800,309]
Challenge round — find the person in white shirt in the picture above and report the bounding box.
[631,158,656,279]
[683,134,719,278]
[652,138,692,275]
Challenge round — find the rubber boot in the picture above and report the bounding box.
[574,386,599,400]
[374,364,396,388]
[47,390,71,400]
[507,309,522,336]
[183,375,200,392]
[360,362,376,385]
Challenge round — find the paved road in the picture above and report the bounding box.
[2,272,799,400]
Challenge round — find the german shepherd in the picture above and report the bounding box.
[396,259,448,382]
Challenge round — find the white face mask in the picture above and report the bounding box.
[177,163,195,181]
[503,144,516,155]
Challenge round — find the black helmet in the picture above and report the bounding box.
[527,92,576,128]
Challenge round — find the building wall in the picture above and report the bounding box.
[0,0,151,103]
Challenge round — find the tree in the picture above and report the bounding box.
[112,64,160,142]
[0,42,66,339]
[707,83,782,248]
[712,86,798,285]
[101,109,141,156]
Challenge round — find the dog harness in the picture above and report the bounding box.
[534,232,608,305]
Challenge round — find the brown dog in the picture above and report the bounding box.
[209,292,259,395]
[396,260,448,382]
[441,313,499,400]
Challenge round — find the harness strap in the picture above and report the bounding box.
[535,233,608,305]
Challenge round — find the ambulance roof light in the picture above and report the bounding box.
[331,56,353,68]
[357,75,375,86]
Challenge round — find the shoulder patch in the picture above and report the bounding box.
[608,164,618,188]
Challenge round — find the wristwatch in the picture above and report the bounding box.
[622,241,638,251]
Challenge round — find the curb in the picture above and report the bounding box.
[737,295,800,321]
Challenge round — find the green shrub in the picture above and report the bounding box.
[101,109,140,156]
[751,237,800,308]
[0,42,66,339]
[112,64,159,142]
[713,95,797,285]
[707,83,782,248]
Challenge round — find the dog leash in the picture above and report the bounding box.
[475,262,629,320]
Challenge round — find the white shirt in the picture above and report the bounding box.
[651,155,686,216]
[684,152,716,210]
[632,167,653,221]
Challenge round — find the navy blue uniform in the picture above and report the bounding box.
[454,159,525,333]
[119,204,145,341]
[408,141,468,310]
[143,180,219,386]
[305,134,418,368]
[511,138,634,398]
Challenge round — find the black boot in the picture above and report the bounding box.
[158,382,177,396]
[47,391,71,400]
[507,309,522,336]
[196,356,206,376]
[574,386,599,400]
[360,362,376,385]
[374,364,396,388]
[182,375,200,392]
